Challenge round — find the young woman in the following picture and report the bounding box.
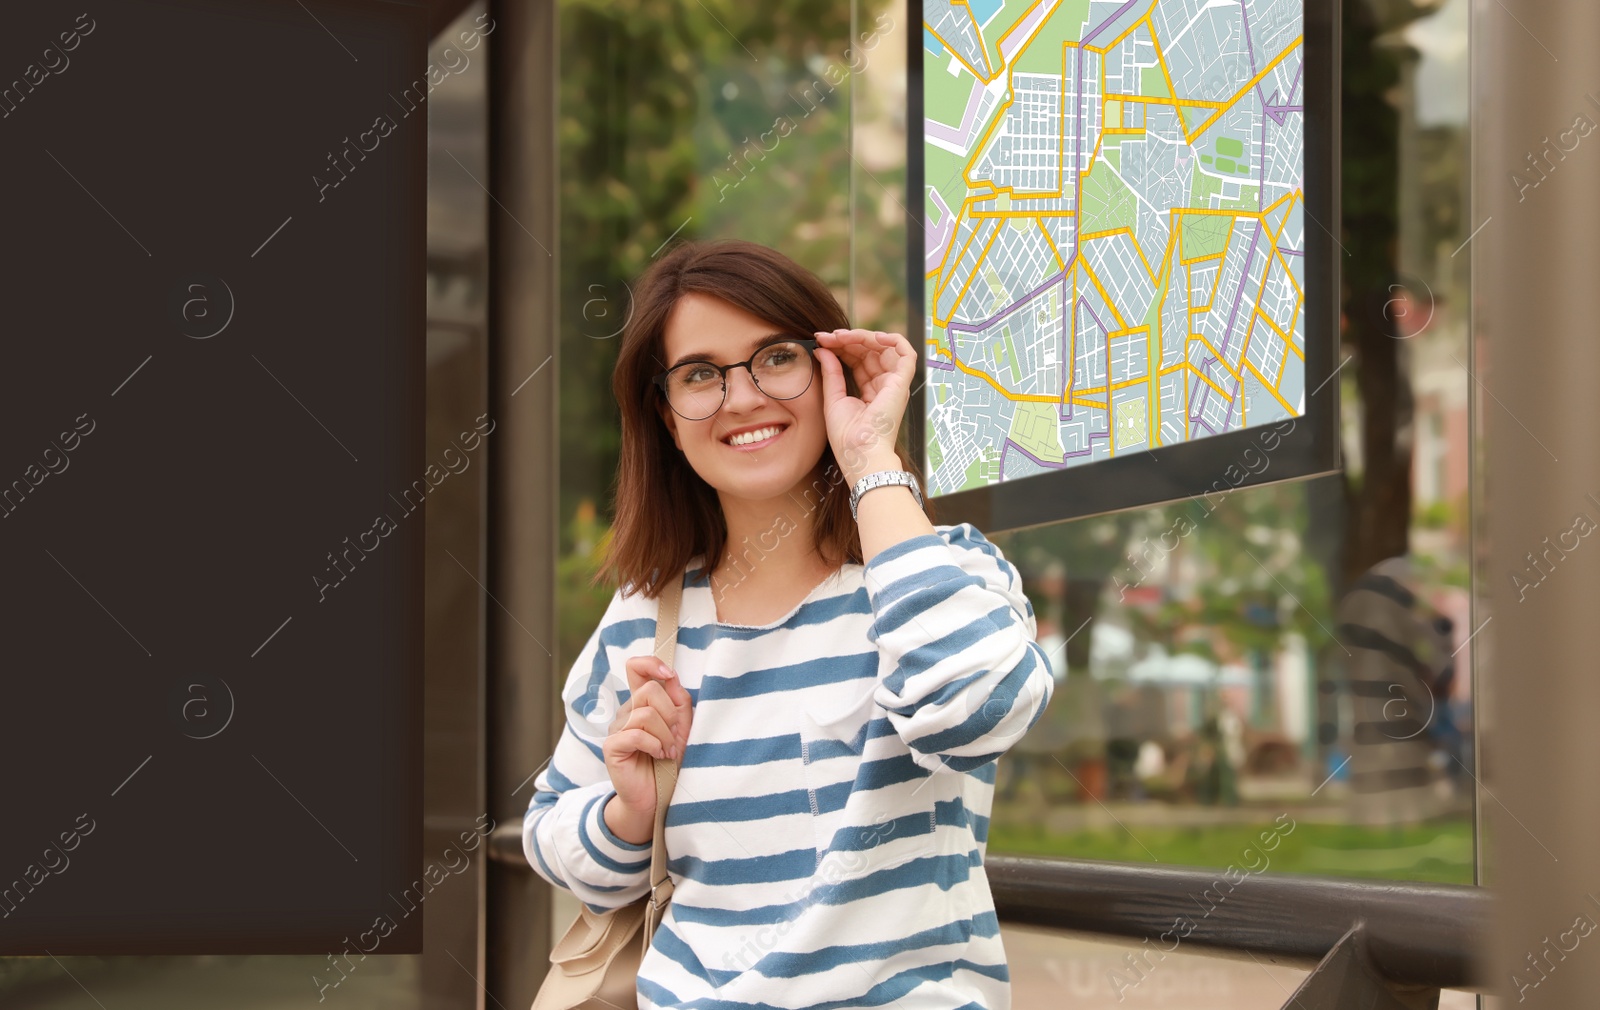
[524,238,1056,1009]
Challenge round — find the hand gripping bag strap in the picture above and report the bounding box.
[530,573,684,1010]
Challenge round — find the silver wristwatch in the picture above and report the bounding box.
[849,469,923,521]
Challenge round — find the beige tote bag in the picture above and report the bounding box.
[530,575,683,1010]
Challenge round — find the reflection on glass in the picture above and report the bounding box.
[550,4,1474,1010]
[977,0,1474,886]
[989,469,1472,884]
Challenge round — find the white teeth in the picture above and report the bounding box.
[726,425,784,446]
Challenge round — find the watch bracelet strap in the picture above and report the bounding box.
[851,469,923,520]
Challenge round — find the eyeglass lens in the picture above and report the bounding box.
[666,340,814,420]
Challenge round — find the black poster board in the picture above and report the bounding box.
[0,0,428,953]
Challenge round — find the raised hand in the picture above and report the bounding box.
[813,328,917,483]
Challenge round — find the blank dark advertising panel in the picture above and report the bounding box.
[909,0,1340,532]
[0,0,430,953]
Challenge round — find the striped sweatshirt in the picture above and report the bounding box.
[524,522,1056,1010]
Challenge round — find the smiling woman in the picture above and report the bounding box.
[524,238,1057,1010]
[602,240,888,594]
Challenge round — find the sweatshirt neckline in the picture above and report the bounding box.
[691,560,854,631]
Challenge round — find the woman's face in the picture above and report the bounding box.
[657,291,829,503]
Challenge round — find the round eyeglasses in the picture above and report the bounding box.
[652,337,820,421]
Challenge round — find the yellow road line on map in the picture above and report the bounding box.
[992,0,1048,74]
[1184,359,1191,440]
[924,23,993,83]
[1177,207,1261,218]
[1106,305,1115,458]
[1039,218,1065,272]
[1114,94,1223,109]
[938,222,1002,328]
[1188,362,1232,399]
[1244,357,1295,413]
[1068,264,1078,398]
[1191,38,1304,137]
[1079,254,1128,330]
[1078,227,1125,243]
[1146,16,1195,145]
[944,347,1111,407]
[933,206,986,305]
[1255,307,1293,345]
[1151,220,1181,445]
[1235,216,1279,398]
[1193,333,1241,384]
[951,0,996,78]
[1262,190,1296,217]
[971,210,1077,219]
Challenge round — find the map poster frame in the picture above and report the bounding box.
[908,0,1341,534]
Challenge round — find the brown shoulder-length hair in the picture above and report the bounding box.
[593,238,937,600]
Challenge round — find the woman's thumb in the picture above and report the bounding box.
[817,346,845,404]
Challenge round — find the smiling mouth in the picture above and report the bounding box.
[722,424,788,448]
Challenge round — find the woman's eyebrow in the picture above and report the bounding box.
[668,331,792,370]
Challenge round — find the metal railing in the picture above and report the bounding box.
[486,825,1487,1008]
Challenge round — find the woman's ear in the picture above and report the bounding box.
[657,399,682,452]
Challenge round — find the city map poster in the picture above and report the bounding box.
[923,0,1307,496]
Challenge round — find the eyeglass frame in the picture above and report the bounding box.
[651,335,822,420]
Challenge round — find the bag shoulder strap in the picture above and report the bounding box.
[647,570,684,913]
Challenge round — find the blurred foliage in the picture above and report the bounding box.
[1148,482,1334,664]
[1416,498,1452,529]
[987,816,1474,884]
[557,0,893,566]
[557,501,617,676]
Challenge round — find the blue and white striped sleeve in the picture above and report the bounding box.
[523,590,655,911]
[864,522,1056,774]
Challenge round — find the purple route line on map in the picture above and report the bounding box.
[1261,66,1304,193]
[1000,436,1077,482]
[1241,0,1266,106]
[1083,0,1144,47]
[1055,296,1114,470]
[1189,221,1262,433]
[1260,107,1267,203]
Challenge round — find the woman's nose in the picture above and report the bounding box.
[721,364,767,410]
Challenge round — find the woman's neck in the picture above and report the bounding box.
[711,476,836,599]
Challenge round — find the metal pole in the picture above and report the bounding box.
[485,0,560,1006]
[1479,0,1600,1004]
